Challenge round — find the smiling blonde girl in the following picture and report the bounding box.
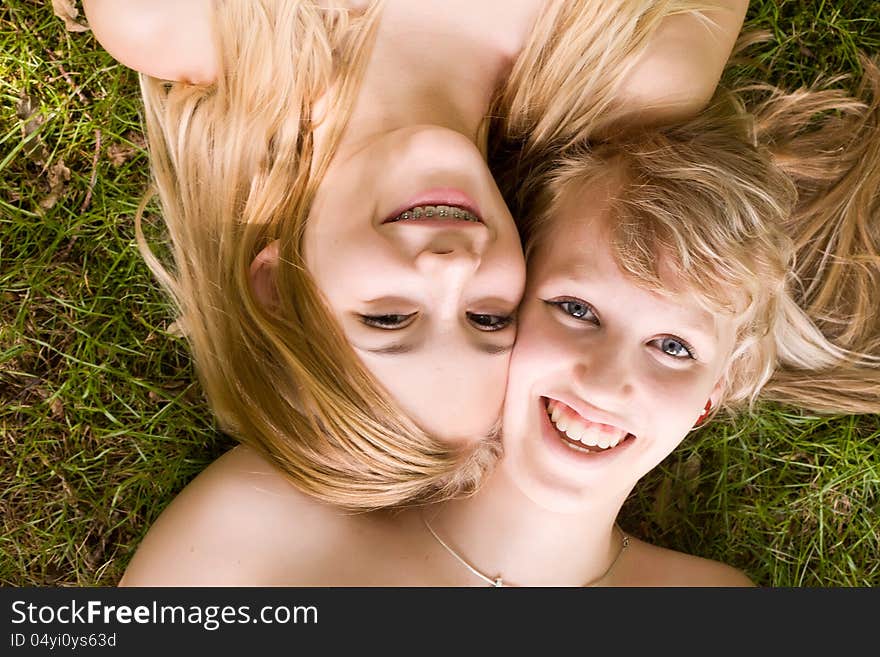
[434,60,880,587]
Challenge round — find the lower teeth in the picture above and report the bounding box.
[562,440,595,454]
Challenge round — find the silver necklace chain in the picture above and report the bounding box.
[423,515,630,587]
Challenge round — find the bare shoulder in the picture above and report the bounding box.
[82,0,217,83]
[615,536,756,587]
[119,445,351,586]
[617,0,749,124]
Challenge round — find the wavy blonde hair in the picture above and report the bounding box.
[499,59,880,418]
[490,0,715,213]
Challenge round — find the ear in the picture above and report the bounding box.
[248,240,281,309]
[698,378,726,424]
[708,378,725,407]
[693,377,724,429]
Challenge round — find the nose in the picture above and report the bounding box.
[570,335,636,411]
[412,231,483,319]
[415,229,482,272]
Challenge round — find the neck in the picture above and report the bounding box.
[427,462,634,587]
[319,1,528,161]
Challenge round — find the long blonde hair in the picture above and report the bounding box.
[496,59,880,418]
[135,0,501,510]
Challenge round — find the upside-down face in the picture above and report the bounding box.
[304,125,526,443]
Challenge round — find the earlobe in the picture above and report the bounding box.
[695,380,725,426]
[708,378,725,411]
[249,240,281,309]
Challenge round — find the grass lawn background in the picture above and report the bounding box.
[1,0,878,586]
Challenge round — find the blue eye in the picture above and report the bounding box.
[467,313,513,332]
[360,313,416,329]
[654,336,696,360]
[545,298,599,323]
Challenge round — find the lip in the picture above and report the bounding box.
[545,393,632,435]
[382,187,483,225]
[538,396,636,467]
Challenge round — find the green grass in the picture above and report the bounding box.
[1,0,235,586]
[2,0,878,587]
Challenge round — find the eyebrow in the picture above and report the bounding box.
[359,342,513,356]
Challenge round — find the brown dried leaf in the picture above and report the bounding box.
[24,141,51,168]
[39,191,59,211]
[106,142,136,167]
[16,92,37,121]
[17,92,45,137]
[52,0,90,33]
[125,130,147,150]
[40,159,72,210]
[47,159,71,188]
[49,397,64,419]
[22,114,46,137]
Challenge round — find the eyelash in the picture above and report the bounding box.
[545,297,599,324]
[359,312,513,332]
[360,313,416,329]
[544,297,697,360]
[653,335,696,360]
[467,312,514,332]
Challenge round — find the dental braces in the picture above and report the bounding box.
[389,205,481,223]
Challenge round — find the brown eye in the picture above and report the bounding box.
[467,312,513,332]
[360,313,417,329]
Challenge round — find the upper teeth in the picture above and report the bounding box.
[547,399,628,450]
[389,205,481,223]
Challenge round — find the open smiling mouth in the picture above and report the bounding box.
[543,397,636,454]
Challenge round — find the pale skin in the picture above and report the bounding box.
[81,0,753,585]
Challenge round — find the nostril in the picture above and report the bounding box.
[432,249,454,255]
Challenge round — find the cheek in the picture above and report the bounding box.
[495,253,527,307]
[502,302,575,440]
[306,229,400,306]
[365,354,509,443]
[634,364,718,455]
[494,229,527,297]
[506,303,566,394]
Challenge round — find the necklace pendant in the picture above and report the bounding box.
[493,577,503,587]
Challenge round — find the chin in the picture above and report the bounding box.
[499,402,644,514]
[393,125,484,162]
[496,446,603,517]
